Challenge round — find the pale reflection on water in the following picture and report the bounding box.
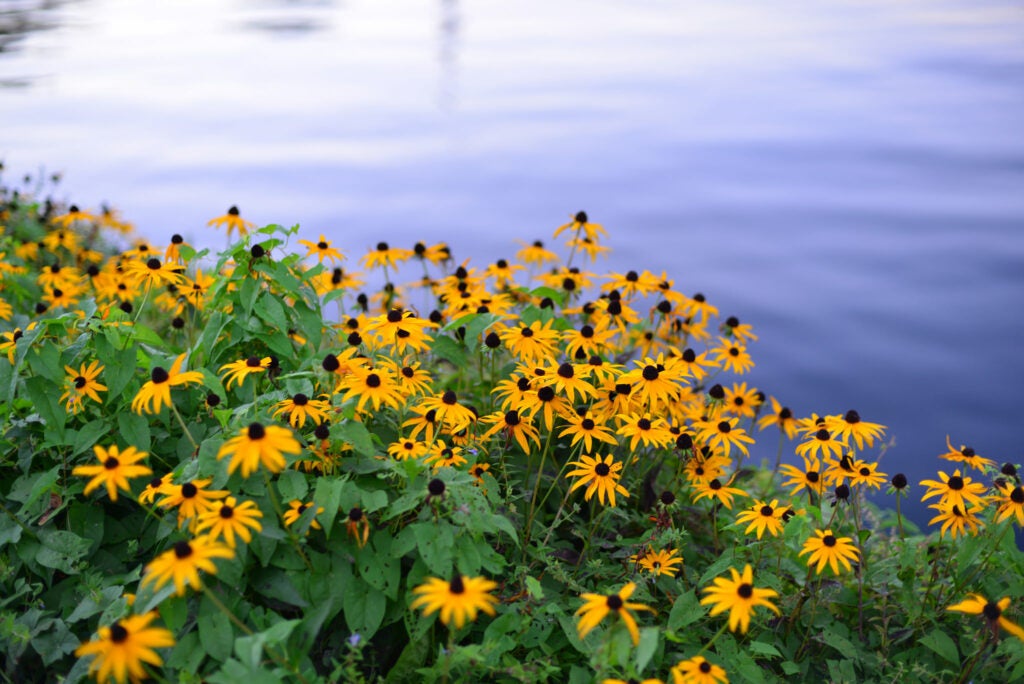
[2,0,1024,526]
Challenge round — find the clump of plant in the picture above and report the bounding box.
[0,170,1022,683]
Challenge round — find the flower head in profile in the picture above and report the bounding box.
[195,496,263,548]
[207,205,254,239]
[700,564,779,634]
[219,355,272,391]
[948,594,1024,641]
[131,354,204,414]
[554,211,607,241]
[799,529,860,575]
[217,422,302,478]
[566,454,629,507]
[993,481,1024,526]
[672,655,729,684]
[410,574,499,629]
[938,436,995,470]
[575,582,654,646]
[927,502,984,538]
[141,535,234,596]
[72,445,152,502]
[283,499,325,532]
[360,241,414,270]
[756,396,798,439]
[75,612,175,684]
[61,360,108,413]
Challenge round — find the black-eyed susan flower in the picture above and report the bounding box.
[480,409,541,454]
[470,462,490,485]
[939,436,996,471]
[799,529,860,575]
[794,428,846,461]
[575,582,653,646]
[779,456,827,497]
[131,354,204,414]
[219,355,272,391]
[410,574,499,629]
[826,410,886,451]
[141,536,234,596]
[618,357,685,410]
[402,407,440,443]
[72,445,152,502]
[51,204,98,228]
[60,360,107,413]
[699,564,779,634]
[672,656,729,684]
[948,594,1024,641]
[554,211,607,241]
[927,502,984,538]
[515,384,572,432]
[993,482,1024,526]
[541,362,598,403]
[848,460,887,489]
[272,392,331,428]
[283,499,325,531]
[483,258,525,289]
[217,422,302,478]
[919,469,988,511]
[696,417,755,460]
[559,411,618,453]
[74,612,175,684]
[416,390,477,434]
[709,337,754,375]
[207,206,254,240]
[125,257,185,290]
[425,441,468,470]
[195,496,263,548]
[692,478,748,510]
[630,547,683,577]
[138,473,173,505]
[563,322,616,360]
[756,396,798,439]
[157,479,228,528]
[360,241,414,270]
[721,382,762,420]
[388,438,428,461]
[515,239,560,267]
[566,454,629,507]
[616,412,674,451]
[735,500,787,539]
[363,309,434,353]
[339,365,406,414]
[298,234,345,264]
[384,359,433,398]
[499,320,561,364]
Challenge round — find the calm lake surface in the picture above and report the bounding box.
[3,0,1024,526]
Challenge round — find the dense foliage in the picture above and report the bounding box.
[0,172,1022,683]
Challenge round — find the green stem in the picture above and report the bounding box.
[263,471,315,573]
[697,622,730,656]
[169,401,199,451]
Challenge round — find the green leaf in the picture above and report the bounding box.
[71,419,108,456]
[313,477,346,539]
[667,591,704,631]
[198,602,235,662]
[430,335,467,367]
[338,420,375,458]
[416,522,454,576]
[117,412,151,452]
[749,640,783,660]
[34,530,92,574]
[920,629,960,666]
[23,376,66,435]
[525,576,544,600]
[277,469,308,502]
[253,292,289,333]
[343,578,386,639]
[239,276,259,315]
[634,627,659,672]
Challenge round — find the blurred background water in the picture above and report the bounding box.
[3,0,1024,527]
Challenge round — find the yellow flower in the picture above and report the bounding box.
[217,422,302,478]
[271,392,332,428]
[630,548,683,577]
[948,594,1024,641]
[360,241,414,270]
[410,574,499,629]
[157,479,228,528]
[195,496,263,548]
[927,502,984,538]
[298,234,345,264]
[566,454,629,507]
[75,612,175,684]
[72,445,152,502]
[207,205,255,239]
[938,435,996,470]
[60,360,107,413]
[131,354,204,414]
[672,655,729,684]
[825,410,885,450]
[799,529,860,575]
[699,564,779,634]
[691,478,748,510]
[735,500,787,539]
[282,499,325,531]
[480,409,541,454]
[141,536,234,596]
[696,417,755,460]
[919,469,988,511]
[575,582,653,646]
[219,355,272,391]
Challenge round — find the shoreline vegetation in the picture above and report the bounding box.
[0,169,1022,682]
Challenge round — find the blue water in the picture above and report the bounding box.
[3,0,1024,526]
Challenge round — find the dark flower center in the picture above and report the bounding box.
[505,410,521,426]
[520,327,534,338]
[387,309,403,323]
[322,354,340,372]
[348,507,363,522]
[779,407,793,420]
[181,483,198,498]
[947,476,964,490]
[835,484,851,500]
[661,491,676,505]
[580,325,594,339]
[760,505,774,516]
[174,541,193,559]
[733,396,744,406]
[442,390,457,405]
[726,316,739,328]
[428,478,446,496]
[638,418,652,430]
[717,421,731,433]
[558,363,574,379]
[365,373,382,388]
[676,434,693,450]
[728,347,739,357]
[517,377,531,391]
[737,583,753,599]
[1010,487,1024,504]
[245,356,261,367]
[823,534,837,547]
[844,410,861,424]
[699,662,712,674]
[582,418,595,430]
[961,447,975,457]
[815,429,830,441]
[709,479,722,491]
[146,258,161,270]
[606,594,623,610]
[615,383,631,396]
[109,623,129,643]
[891,473,908,489]
[449,574,465,594]
[216,503,234,519]
[595,463,611,477]
[709,384,724,400]
[248,422,266,440]
[377,242,389,251]
[151,367,169,383]
[228,206,240,215]
[289,393,308,406]
[74,376,87,388]
[103,457,119,470]
[983,602,1002,621]
[807,471,820,483]
[642,365,659,381]
[537,386,555,402]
